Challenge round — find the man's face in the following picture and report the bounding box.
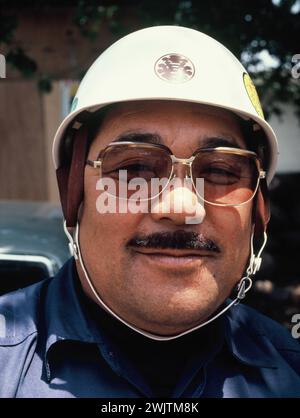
[77,100,253,335]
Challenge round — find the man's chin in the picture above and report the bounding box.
[125,299,218,335]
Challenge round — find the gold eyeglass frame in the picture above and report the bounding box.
[86,141,266,207]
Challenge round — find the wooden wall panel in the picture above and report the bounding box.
[43,81,61,204]
[0,81,47,200]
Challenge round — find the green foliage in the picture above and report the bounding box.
[6,47,37,77]
[74,0,120,40]
[0,13,17,44]
[37,75,53,93]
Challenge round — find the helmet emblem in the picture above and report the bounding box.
[154,53,195,83]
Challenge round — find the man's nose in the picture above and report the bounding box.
[150,179,206,225]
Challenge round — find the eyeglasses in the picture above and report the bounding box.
[86,141,266,206]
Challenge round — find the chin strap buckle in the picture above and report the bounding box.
[236,277,253,301]
[248,253,262,275]
[235,230,268,305]
[247,230,267,276]
[252,256,262,274]
[64,221,79,260]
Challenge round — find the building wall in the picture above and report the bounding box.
[0,80,47,200]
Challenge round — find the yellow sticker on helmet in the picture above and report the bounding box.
[243,72,264,119]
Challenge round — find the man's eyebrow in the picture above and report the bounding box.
[112,132,162,144]
[200,136,242,149]
[111,132,242,149]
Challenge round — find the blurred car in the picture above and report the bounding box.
[0,200,70,296]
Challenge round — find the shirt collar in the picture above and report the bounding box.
[44,258,103,346]
[44,258,107,380]
[224,304,278,369]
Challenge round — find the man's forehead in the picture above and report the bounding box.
[93,100,246,150]
[102,100,241,125]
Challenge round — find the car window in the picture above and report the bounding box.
[0,258,53,296]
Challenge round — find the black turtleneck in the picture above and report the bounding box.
[74,271,225,397]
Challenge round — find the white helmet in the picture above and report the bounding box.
[53,25,278,182]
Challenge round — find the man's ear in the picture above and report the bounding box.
[254,180,270,240]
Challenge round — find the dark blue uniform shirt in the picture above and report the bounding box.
[0,258,299,398]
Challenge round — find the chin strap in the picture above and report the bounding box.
[63,221,267,341]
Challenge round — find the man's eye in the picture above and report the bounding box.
[123,163,153,172]
[207,167,238,176]
[105,162,156,181]
[202,167,240,185]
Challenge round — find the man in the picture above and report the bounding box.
[0,26,299,398]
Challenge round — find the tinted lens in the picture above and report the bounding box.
[101,145,172,198]
[192,150,259,205]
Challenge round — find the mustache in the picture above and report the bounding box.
[127,230,220,253]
